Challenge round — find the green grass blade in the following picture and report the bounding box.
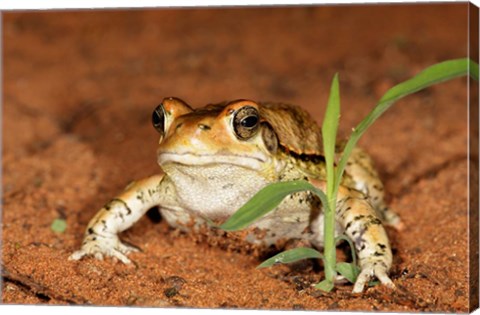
[380,58,469,105]
[335,234,357,267]
[322,73,341,196]
[321,74,342,284]
[315,279,334,292]
[220,180,327,231]
[336,58,471,182]
[336,262,360,284]
[257,247,324,269]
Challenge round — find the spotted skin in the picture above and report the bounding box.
[344,147,403,230]
[70,97,401,293]
[70,174,174,263]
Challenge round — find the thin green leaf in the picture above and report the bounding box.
[257,247,323,269]
[321,74,342,284]
[51,218,67,233]
[220,180,327,231]
[380,58,469,105]
[336,262,360,284]
[336,58,471,182]
[335,234,357,267]
[322,73,341,197]
[315,279,334,292]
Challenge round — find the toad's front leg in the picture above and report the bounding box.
[69,174,170,264]
[336,185,394,293]
[309,179,394,293]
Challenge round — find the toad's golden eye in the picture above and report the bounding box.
[232,106,259,140]
[152,104,166,136]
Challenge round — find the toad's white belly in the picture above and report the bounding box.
[159,162,330,246]
[161,163,271,219]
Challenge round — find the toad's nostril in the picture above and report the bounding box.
[198,124,211,131]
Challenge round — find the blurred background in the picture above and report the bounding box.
[3,4,468,165]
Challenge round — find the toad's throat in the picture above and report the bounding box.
[157,152,268,170]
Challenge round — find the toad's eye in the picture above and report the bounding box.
[152,104,166,136]
[233,106,259,140]
[241,115,258,128]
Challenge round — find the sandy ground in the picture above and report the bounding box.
[1,3,476,312]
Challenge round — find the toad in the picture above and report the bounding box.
[70,97,401,293]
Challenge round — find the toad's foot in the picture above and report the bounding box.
[352,259,395,293]
[383,207,405,231]
[69,234,139,264]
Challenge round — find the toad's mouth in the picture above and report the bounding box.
[157,152,268,170]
